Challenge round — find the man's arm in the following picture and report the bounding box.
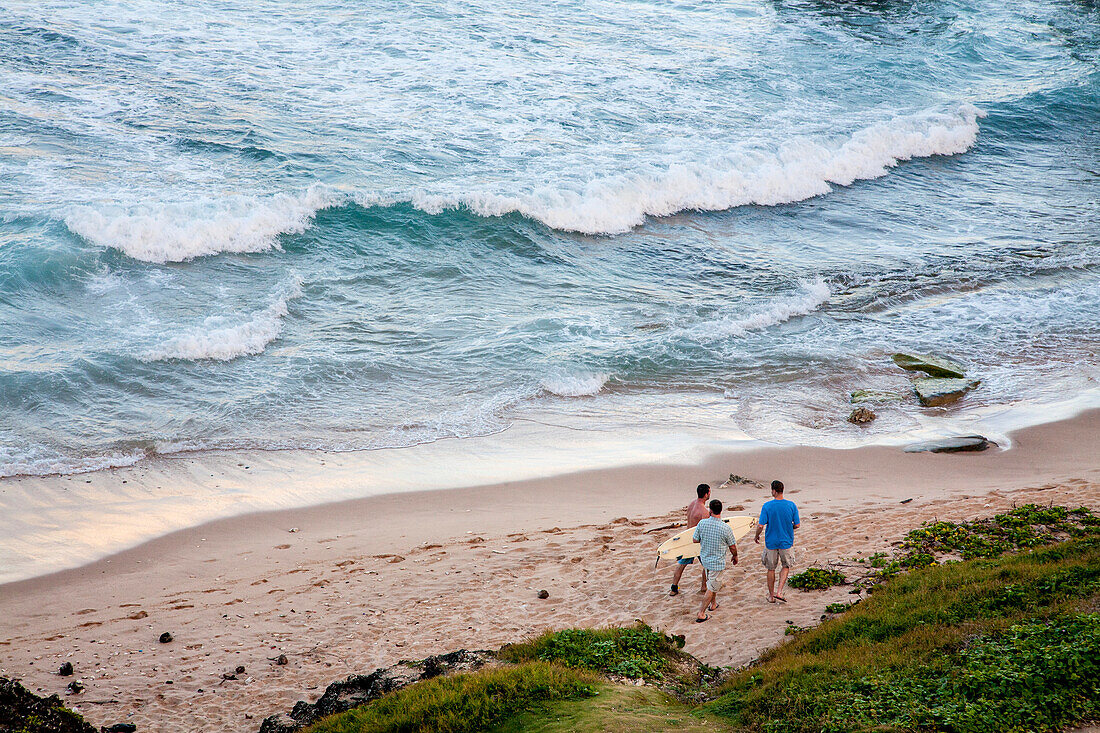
[728,530,739,564]
[754,524,764,544]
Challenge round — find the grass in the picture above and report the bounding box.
[706,534,1100,732]
[489,683,734,733]
[303,662,596,733]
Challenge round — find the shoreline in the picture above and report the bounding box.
[3,391,1100,586]
[1,410,1097,731]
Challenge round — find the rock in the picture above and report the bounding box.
[537,590,550,599]
[158,632,173,644]
[276,654,289,665]
[258,649,495,733]
[222,673,238,681]
[102,724,137,732]
[912,378,979,407]
[904,435,996,453]
[58,662,74,676]
[235,666,246,674]
[891,353,966,379]
[849,389,908,404]
[0,677,97,732]
[847,407,876,425]
[66,681,84,694]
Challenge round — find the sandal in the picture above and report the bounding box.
[695,614,709,623]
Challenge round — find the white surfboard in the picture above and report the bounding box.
[655,516,756,567]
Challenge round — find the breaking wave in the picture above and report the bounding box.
[64,105,983,262]
[142,280,302,362]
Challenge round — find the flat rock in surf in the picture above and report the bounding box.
[850,389,909,404]
[913,378,980,407]
[892,353,967,379]
[903,435,995,453]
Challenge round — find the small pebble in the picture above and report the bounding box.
[159,632,173,643]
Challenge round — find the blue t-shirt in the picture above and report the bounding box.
[759,498,800,550]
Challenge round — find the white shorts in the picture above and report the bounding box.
[705,568,725,593]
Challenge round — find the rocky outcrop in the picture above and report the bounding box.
[0,677,97,733]
[891,353,967,379]
[847,407,876,424]
[258,649,495,733]
[912,378,980,407]
[903,435,996,453]
[850,389,908,404]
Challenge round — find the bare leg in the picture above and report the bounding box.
[698,568,708,594]
[671,563,687,590]
[766,569,776,601]
[776,566,791,599]
[697,590,715,620]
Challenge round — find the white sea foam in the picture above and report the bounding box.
[142,280,302,362]
[540,372,610,397]
[0,448,148,479]
[66,188,340,264]
[688,279,831,341]
[400,104,984,234]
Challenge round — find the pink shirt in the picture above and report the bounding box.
[685,499,709,528]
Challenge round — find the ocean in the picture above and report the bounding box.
[2,0,1099,480]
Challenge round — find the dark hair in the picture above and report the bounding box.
[709,499,723,515]
[696,483,710,499]
[771,480,784,493]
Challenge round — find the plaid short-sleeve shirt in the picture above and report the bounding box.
[692,517,736,573]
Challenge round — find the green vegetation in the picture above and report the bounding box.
[490,683,733,733]
[304,662,596,733]
[824,602,851,614]
[787,567,845,590]
[499,624,683,681]
[707,532,1100,732]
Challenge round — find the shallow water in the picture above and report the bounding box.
[1,0,1098,477]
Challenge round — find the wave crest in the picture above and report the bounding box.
[142,280,302,362]
[66,105,982,262]
[689,279,831,341]
[403,104,984,234]
[540,372,610,397]
[66,188,338,264]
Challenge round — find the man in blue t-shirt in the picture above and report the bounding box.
[753,480,800,603]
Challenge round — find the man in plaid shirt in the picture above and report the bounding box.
[692,499,739,622]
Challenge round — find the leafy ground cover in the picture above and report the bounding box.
[303,662,596,733]
[787,567,846,590]
[707,529,1100,732]
[498,624,689,682]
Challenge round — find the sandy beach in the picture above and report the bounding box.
[2,410,1098,732]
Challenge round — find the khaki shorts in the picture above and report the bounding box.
[705,568,725,593]
[761,548,795,570]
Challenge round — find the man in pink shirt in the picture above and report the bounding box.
[669,484,711,596]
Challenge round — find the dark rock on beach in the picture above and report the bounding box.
[912,378,980,407]
[158,632,173,644]
[58,662,74,676]
[258,649,495,733]
[903,435,996,453]
[891,353,967,379]
[102,724,137,733]
[537,589,550,599]
[66,681,84,695]
[847,407,876,424]
[0,676,96,733]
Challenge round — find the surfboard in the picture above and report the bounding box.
[655,516,756,567]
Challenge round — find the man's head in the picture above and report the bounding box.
[709,499,723,516]
[697,483,711,500]
[771,480,785,497]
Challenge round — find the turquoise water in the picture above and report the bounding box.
[1,0,1098,477]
